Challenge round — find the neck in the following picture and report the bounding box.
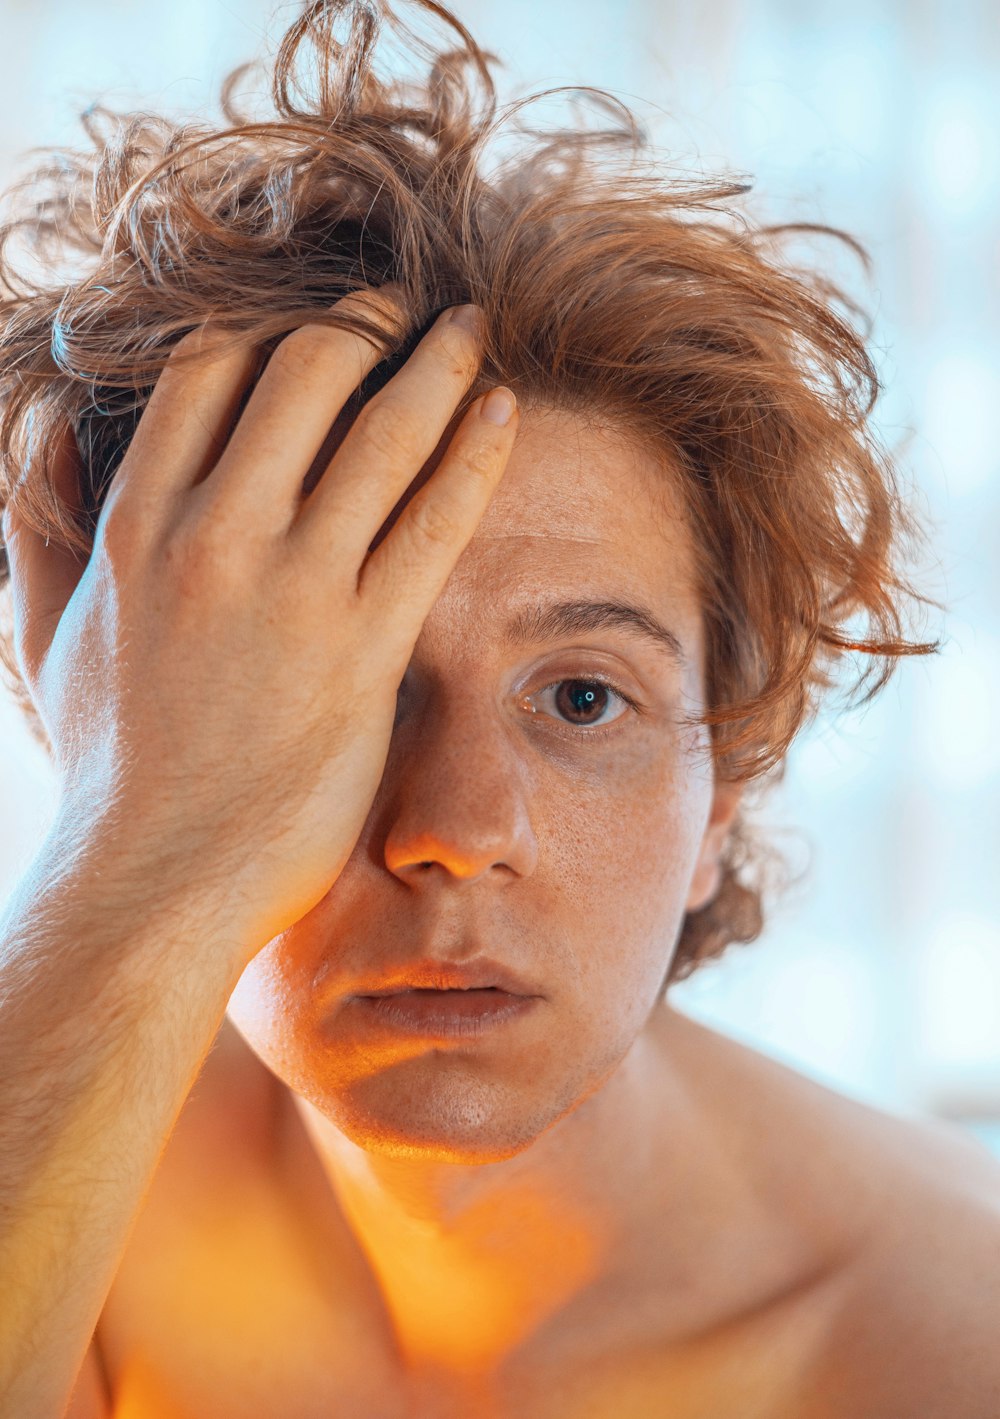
[280,1005,770,1391]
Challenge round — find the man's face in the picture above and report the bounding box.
[226,404,736,1162]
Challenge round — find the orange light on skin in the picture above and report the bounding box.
[344,1176,604,1376]
[101,1161,604,1418]
[95,1026,628,1415]
[112,1356,197,1419]
[98,1148,391,1418]
[289,1080,613,1391]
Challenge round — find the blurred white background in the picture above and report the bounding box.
[1,0,998,1149]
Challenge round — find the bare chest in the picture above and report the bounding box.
[94,1020,869,1419]
[96,1144,843,1419]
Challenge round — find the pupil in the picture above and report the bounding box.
[556,681,606,723]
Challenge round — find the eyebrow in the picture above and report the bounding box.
[503,598,688,668]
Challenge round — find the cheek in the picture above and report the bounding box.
[226,934,307,1065]
[561,730,711,879]
[542,748,712,990]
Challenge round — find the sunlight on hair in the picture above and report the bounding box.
[0,0,943,988]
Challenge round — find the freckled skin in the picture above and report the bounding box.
[224,404,743,1384]
[95,406,1000,1418]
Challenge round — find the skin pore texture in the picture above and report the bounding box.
[223,402,758,1394]
[88,403,1000,1419]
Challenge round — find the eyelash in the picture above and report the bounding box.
[523,675,642,741]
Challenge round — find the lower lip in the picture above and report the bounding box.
[352,989,538,1039]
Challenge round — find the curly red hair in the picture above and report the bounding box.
[0,0,941,983]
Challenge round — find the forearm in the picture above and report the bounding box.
[0,832,245,1419]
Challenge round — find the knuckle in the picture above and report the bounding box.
[162,322,235,378]
[404,492,459,549]
[170,321,222,359]
[452,438,498,481]
[164,510,240,586]
[339,283,407,318]
[96,488,144,563]
[269,324,335,377]
[335,288,409,345]
[353,399,414,465]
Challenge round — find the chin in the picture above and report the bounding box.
[296,1068,590,1167]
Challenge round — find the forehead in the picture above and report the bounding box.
[441,404,699,605]
[385,403,706,674]
[472,404,686,545]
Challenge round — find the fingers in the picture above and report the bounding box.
[289,304,483,561]
[200,285,412,525]
[95,285,409,535]
[1,423,90,685]
[357,386,519,652]
[0,285,494,700]
[107,322,262,520]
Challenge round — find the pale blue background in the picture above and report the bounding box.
[1,0,997,1150]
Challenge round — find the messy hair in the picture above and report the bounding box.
[0,0,941,984]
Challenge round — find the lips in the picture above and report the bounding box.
[351,985,539,1039]
[351,956,537,998]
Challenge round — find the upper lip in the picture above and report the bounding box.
[353,956,537,998]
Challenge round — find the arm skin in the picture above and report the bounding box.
[0,290,511,1419]
[0,835,247,1419]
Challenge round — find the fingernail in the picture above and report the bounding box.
[480,386,517,427]
[449,304,482,336]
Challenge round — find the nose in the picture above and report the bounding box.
[379,697,539,886]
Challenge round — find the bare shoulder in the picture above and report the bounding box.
[810,1108,1000,1417]
[666,1005,1000,1417]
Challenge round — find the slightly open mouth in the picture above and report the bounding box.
[374,986,505,997]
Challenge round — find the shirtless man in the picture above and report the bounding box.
[2,3,1000,1414]
[0,287,997,1419]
